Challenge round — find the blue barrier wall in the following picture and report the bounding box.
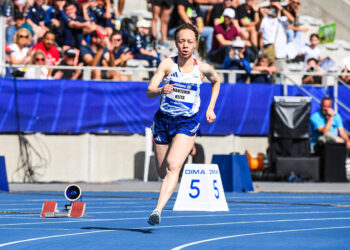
[0,78,347,135]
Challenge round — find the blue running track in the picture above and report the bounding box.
[0,191,349,249]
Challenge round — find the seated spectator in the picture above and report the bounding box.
[222,39,251,83]
[302,58,323,85]
[82,0,114,38]
[105,31,133,66]
[80,30,109,80]
[284,0,308,43]
[304,33,323,62]
[33,31,60,66]
[44,0,67,47]
[251,54,277,84]
[338,67,350,85]
[61,0,94,50]
[310,97,350,150]
[168,0,214,56]
[52,48,83,80]
[132,19,160,68]
[6,12,33,44]
[149,0,174,46]
[13,0,31,20]
[207,0,246,37]
[9,28,33,77]
[24,50,51,79]
[208,8,239,65]
[236,0,260,47]
[26,0,49,42]
[259,1,289,71]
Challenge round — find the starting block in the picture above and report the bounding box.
[41,201,86,218]
[41,184,86,218]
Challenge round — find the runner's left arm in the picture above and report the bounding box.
[199,62,221,124]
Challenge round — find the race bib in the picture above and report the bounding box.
[165,81,198,109]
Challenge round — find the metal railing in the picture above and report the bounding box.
[1,63,350,112]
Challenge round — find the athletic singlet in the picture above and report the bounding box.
[159,56,202,117]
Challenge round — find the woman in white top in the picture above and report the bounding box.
[146,23,221,225]
[10,28,33,77]
[24,50,51,79]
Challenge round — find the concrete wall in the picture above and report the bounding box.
[301,0,350,41]
[0,134,268,183]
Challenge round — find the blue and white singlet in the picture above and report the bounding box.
[159,56,202,117]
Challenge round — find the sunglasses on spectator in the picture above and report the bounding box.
[35,58,45,62]
[19,35,29,38]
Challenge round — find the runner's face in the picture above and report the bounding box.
[175,29,196,59]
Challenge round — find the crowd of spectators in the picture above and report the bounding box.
[3,0,349,83]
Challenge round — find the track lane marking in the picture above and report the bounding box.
[172,225,350,249]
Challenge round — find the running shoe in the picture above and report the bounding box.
[148,210,161,225]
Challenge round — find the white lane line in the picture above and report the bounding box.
[172,225,350,249]
[1,217,350,248]
[1,210,350,226]
[0,230,110,247]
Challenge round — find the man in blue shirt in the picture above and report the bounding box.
[310,97,350,150]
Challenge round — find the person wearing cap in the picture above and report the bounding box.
[208,8,239,65]
[207,0,240,27]
[52,48,83,80]
[222,39,251,83]
[131,19,160,69]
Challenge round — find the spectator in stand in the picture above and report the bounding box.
[80,30,111,80]
[24,50,51,79]
[104,31,133,67]
[149,0,174,47]
[61,0,95,50]
[222,39,251,83]
[52,48,83,80]
[339,67,350,85]
[102,31,133,80]
[26,0,49,42]
[284,0,308,42]
[44,0,66,47]
[236,0,260,48]
[9,28,33,77]
[168,0,214,56]
[208,8,239,65]
[13,0,31,18]
[259,0,289,71]
[6,12,33,44]
[251,54,277,84]
[304,33,323,63]
[302,58,323,85]
[87,0,114,37]
[132,19,160,68]
[207,0,240,27]
[33,31,60,66]
[310,97,350,150]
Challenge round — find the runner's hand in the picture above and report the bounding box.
[162,84,174,94]
[206,109,216,124]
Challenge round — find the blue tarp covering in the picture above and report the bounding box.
[0,78,348,135]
